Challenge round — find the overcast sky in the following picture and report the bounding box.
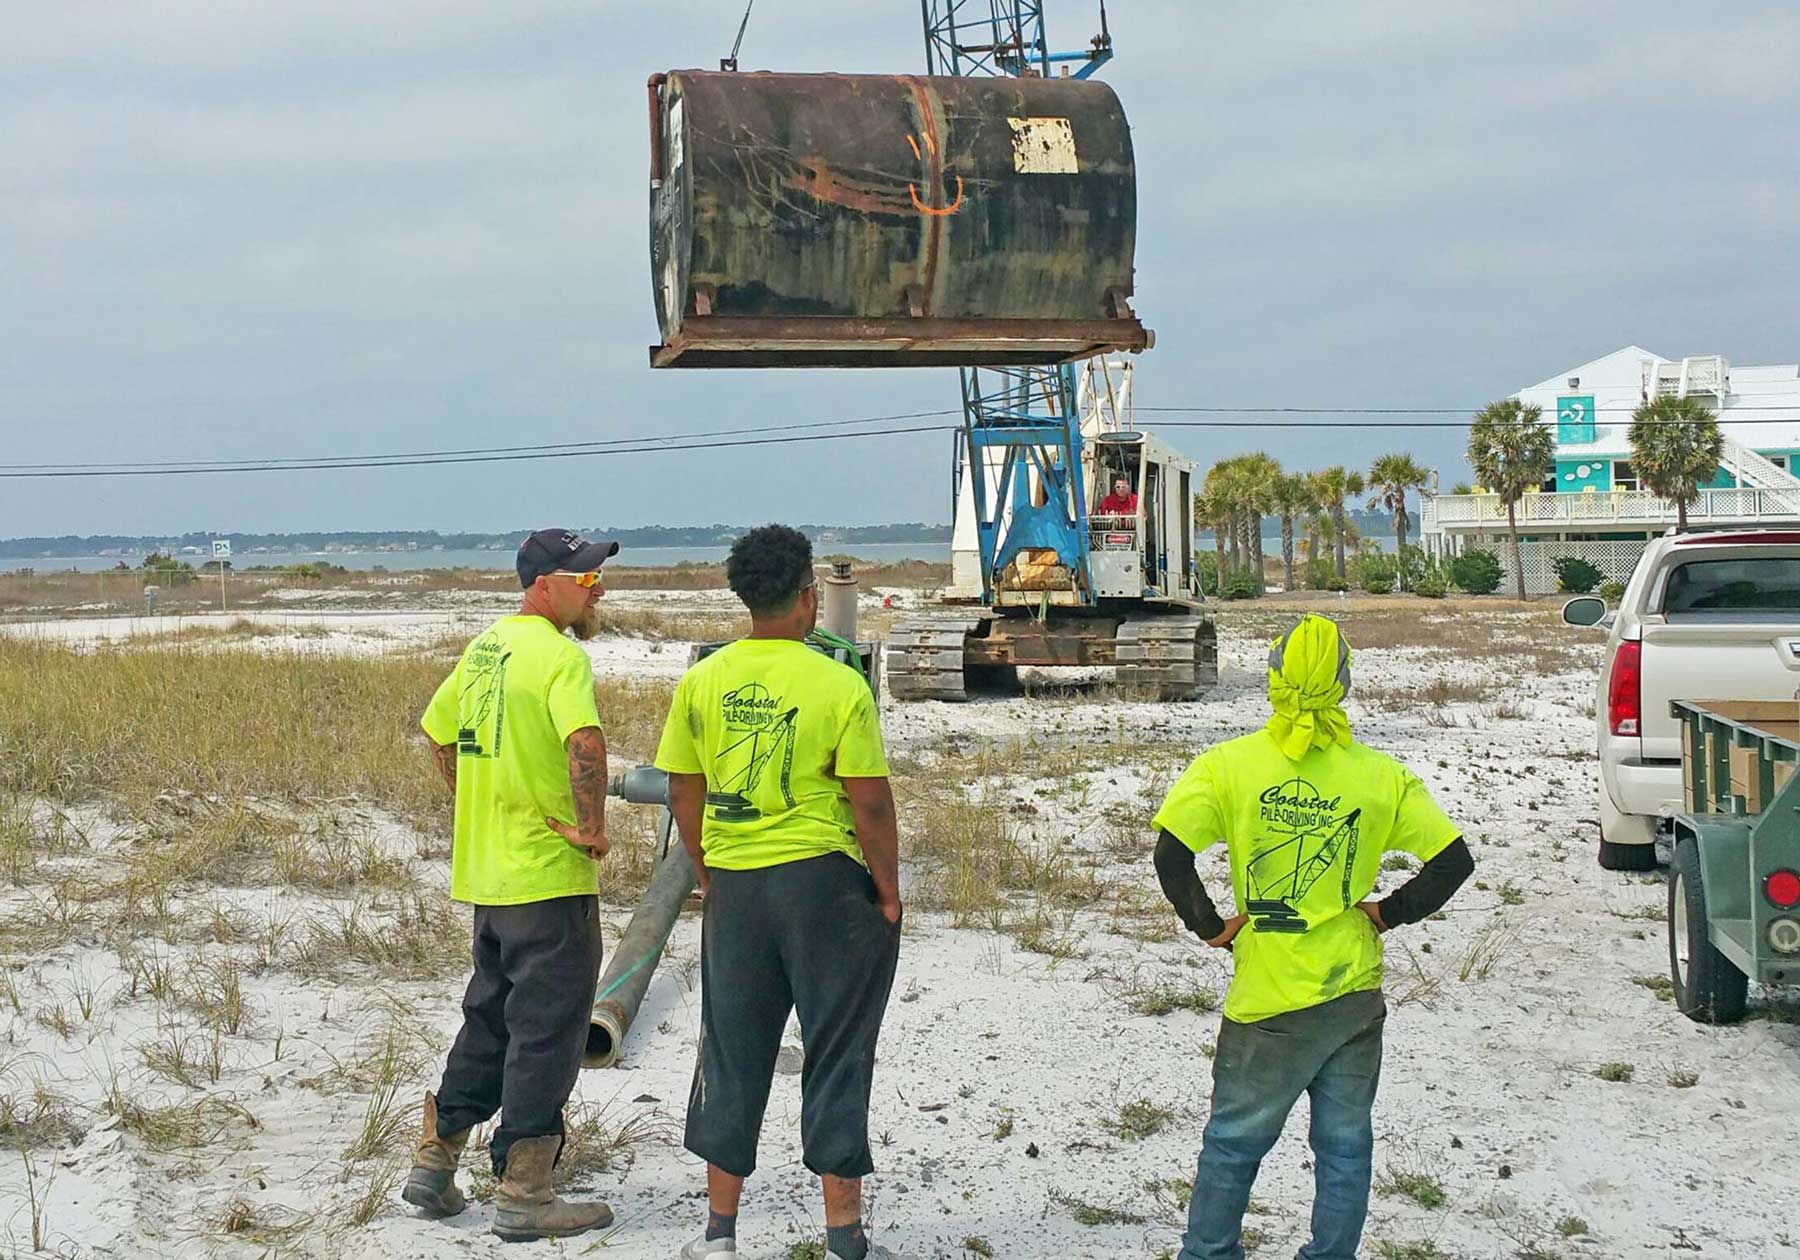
[3,1,1796,537]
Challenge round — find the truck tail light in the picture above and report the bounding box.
[1607,640,1642,736]
[1766,869,1800,910]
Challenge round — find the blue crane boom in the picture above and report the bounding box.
[888,3,1219,703]
[920,2,1114,606]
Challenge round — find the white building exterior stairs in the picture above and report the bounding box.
[1720,434,1800,490]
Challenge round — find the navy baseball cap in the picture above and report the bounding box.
[516,528,620,589]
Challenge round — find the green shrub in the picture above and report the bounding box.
[1394,543,1427,590]
[285,561,350,580]
[1220,567,1263,600]
[1598,580,1624,603]
[1196,552,1220,597]
[1353,551,1398,592]
[1554,556,1604,594]
[1306,557,1346,591]
[1414,574,1447,599]
[139,552,197,585]
[1449,548,1501,595]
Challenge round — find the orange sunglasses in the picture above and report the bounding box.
[551,570,603,588]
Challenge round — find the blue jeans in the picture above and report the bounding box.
[1180,989,1385,1260]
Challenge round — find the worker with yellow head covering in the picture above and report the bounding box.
[1152,614,1474,1260]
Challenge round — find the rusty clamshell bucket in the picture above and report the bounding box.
[647,70,1152,369]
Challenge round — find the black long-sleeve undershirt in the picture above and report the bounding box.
[1154,830,1474,939]
[1155,830,1227,941]
[1380,838,1474,927]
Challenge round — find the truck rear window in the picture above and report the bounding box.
[1661,557,1800,615]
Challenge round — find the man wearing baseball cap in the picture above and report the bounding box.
[405,528,621,1241]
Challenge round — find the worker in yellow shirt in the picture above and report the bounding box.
[1153,614,1474,1260]
[406,529,619,1242]
[655,525,907,1260]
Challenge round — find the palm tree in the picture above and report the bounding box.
[1302,472,1331,585]
[1231,452,1281,593]
[1467,398,1555,600]
[1367,452,1431,581]
[1628,395,1724,531]
[1201,460,1243,572]
[1192,486,1231,578]
[1312,466,1366,582]
[1269,472,1311,591]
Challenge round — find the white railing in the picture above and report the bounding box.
[1643,354,1728,400]
[1425,486,1800,530]
[1720,435,1800,490]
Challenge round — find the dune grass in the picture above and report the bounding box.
[0,637,673,821]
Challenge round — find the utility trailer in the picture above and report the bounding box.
[1667,699,1800,1023]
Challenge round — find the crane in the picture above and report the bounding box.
[885,2,1219,701]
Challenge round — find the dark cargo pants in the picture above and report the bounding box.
[686,853,902,1179]
[433,894,604,1176]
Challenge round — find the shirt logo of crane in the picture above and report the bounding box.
[707,683,800,822]
[1245,775,1361,934]
[456,637,510,759]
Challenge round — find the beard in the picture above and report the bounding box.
[569,604,602,641]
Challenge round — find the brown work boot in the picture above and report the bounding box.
[401,1092,470,1218]
[490,1134,614,1242]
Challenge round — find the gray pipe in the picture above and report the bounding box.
[583,767,697,1069]
[821,559,858,643]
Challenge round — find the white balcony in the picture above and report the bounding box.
[1642,354,1729,400]
[1422,485,1800,534]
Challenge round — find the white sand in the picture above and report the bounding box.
[2,609,1796,1259]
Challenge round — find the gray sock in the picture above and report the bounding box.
[827,1221,869,1260]
[705,1211,736,1242]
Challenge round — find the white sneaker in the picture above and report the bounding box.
[679,1236,737,1258]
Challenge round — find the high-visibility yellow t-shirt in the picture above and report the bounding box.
[653,638,889,871]
[420,615,603,906]
[1152,729,1459,1023]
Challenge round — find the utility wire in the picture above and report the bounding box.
[0,423,954,480]
[1137,404,1800,415]
[0,408,963,473]
[3,403,1797,480]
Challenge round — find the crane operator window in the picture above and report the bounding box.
[1095,456,1141,519]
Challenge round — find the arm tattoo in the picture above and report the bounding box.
[567,727,607,837]
[431,741,458,793]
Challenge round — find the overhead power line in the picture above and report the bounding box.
[2,402,1797,480]
[1138,404,1800,416]
[1,408,963,473]
[0,422,954,480]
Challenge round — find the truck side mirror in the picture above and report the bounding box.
[1561,596,1607,627]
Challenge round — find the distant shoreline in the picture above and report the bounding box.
[0,524,952,567]
[4,542,951,574]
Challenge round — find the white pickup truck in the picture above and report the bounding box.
[1562,530,1800,870]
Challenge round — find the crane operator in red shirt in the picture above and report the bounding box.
[1096,473,1139,516]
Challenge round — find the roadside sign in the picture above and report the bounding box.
[211,539,230,612]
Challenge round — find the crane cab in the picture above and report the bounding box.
[1086,431,1200,606]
